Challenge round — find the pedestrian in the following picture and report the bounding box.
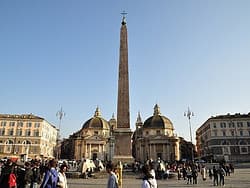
[141,164,157,188]
[40,159,58,188]
[186,166,192,184]
[225,164,230,176]
[192,167,198,184]
[31,161,41,188]
[57,164,68,188]
[201,165,206,181]
[213,166,218,186]
[177,166,181,180]
[24,162,33,188]
[182,166,187,180]
[106,163,118,188]
[219,166,226,186]
[208,168,213,180]
[0,159,16,188]
[148,161,156,179]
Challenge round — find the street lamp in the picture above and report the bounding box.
[229,118,239,163]
[56,107,65,139]
[56,107,65,159]
[184,107,194,162]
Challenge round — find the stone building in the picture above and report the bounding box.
[196,113,250,162]
[132,104,182,162]
[61,107,115,161]
[0,114,57,160]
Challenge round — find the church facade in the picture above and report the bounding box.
[132,104,190,163]
[61,107,116,161]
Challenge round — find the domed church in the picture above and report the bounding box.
[61,107,116,161]
[132,104,181,162]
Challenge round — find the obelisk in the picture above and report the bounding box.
[113,13,133,163]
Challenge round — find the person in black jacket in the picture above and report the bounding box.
[213,166,219,186]
[24,162,33,188]
[0,159,17,188]
[31,161,41,188]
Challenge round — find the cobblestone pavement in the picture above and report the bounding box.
[67,168,250,188]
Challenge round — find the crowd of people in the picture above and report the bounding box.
[0,158,68,188]
[0,157,235,188]
[131,159,235,187]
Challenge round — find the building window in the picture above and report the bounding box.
[239,140,247,145]
[240,147,248,154]
[213,123,217,128]
[222,131,226,136]
[94,131,98,135]
[1,121,7,127]
[9,129,14,136]
[156,130,161,135]
[17,121,23,127]
[220,122,226,128]
[6,140,14,145]
[231,131,234,136]
[222,140,230,145]
[247,122,250,127]
[17,129,22,136]
[229,122,234,128]
[213,131,217,136]
[26,122,32,128]
[146,131,149,135]
[34,123,40,128]
[223,147,229,154]
[10,122,15,127]
[34,130,39,137]
[240,130,243,136]
[0,129,5,136]
[237,122,243,127]
[25,130,31,136]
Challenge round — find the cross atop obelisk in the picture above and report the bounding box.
[121,11,127,24]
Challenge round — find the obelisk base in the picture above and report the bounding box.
[113,128,134,164]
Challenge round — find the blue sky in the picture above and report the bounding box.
[1,0,250,142]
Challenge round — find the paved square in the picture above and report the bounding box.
[67,168,250,188]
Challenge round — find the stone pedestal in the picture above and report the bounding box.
[113,128,134,164]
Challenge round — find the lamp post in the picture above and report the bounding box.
[108,124,114,162]
[56,107,65,139]
[229,118,238,163]
[56,107,65,159]
[184,107,194,162]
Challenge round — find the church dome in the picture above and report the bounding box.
[82,107,110,130]
[143,104,174,130]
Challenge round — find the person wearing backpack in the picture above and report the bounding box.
[141,164,157,188]
[40,159,58,188]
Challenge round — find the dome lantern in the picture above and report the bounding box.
[153,104,161,116]
[94,106,101,117]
